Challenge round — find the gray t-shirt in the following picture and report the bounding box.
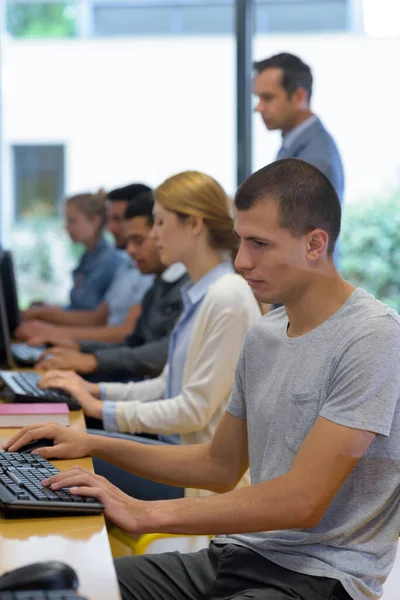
[217,288,400,600]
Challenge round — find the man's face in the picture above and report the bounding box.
[234,200,311,305]
[253,68,302,133]
[106,200,128,248]
[125,216,164,275]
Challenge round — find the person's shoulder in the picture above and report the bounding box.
[206,273,259,308]
[241,305,286,346]
[339,288,400,340]
[309,117,340,149]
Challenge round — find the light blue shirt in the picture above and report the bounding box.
[104,252,154,326]
[277,115,318,155]
[102,261,235,441]
[166,261,235,399]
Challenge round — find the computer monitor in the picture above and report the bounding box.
[0,250,21,333]
[0,252,15,368]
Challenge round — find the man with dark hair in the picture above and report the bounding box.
[34,192,188,382]
[12,159,400,600]
[16,186,155,341]
[107,183,151,250]
[254,52,344,202]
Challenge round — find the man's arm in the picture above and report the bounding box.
[92,335,170,377]
[4,412,249,494]
[50,304,141,344]
[32,414,374,536]
[137,416,375,534]
[22,303,109,326]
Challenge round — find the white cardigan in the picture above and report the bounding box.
[103,273,261,445]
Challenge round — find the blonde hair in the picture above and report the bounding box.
[65,190,107,231]
[155,171,238,259]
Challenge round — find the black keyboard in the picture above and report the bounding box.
[11,343,46,366]
[0,591,87,599]
[0,372,81,411]
[0,452,104,518]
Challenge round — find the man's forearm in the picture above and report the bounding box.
[60,305,141,343]
[57,323,131,343]
[140,474,316,536]
[89,435,231,493]
[40,309,104,326]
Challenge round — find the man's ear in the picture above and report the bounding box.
[293,86,309,109]
[306,229,329,261]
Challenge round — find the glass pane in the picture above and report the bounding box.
[181,5,234,34]
[93,6,174,36]
[256,1,348,33]
[13,145,65,218]
[6,2,77,38]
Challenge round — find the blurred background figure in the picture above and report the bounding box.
[253,52,344,203]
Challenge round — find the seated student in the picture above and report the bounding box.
[36,170,261,499]
[32,193,188,381]
[15,184,154,343]
[5,159,400,600]
[52,191,124,311]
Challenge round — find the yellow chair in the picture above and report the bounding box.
[108,526,211,557]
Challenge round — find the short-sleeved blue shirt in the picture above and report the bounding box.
[68,237,123,310]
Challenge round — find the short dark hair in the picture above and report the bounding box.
[124,190,154,226]
[107,183,151,202]
[254,53,313,102]
[234,159,341,256]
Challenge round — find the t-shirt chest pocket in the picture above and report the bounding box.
[284,390,321,454]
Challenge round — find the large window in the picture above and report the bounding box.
[13,145,65,218]
[5,0,354,39]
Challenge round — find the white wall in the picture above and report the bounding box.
[2,32,400,241]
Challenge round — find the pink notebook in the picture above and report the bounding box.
[0,403,69,427]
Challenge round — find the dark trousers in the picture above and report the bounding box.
[115,543,352,600]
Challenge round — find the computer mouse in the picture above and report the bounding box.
[17,438,54,454]
[0,561,79,591]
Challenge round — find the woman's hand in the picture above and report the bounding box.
[42,467,150,534]
[36,349,98,374]
[2,423,93,459]
[38,371,103,419]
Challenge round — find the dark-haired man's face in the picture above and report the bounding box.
[106,200,128,248]
[125,216,164,276]
[234,200,313,305]
[253,68,306,135]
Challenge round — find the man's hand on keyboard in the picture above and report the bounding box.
[38,371,103,419]
[36,348,98,373]
[43,466,148,534]
[2,423,92,459]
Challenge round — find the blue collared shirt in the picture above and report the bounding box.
[69,237,123,310]
[277,115,318,158]
[104,252,154,326]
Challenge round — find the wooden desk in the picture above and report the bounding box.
[0,410,121,600]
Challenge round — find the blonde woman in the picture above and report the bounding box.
[27,192,123,313]
[33,171,261,499]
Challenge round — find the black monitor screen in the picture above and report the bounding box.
[0,251,14,367]
[0,251,21,333]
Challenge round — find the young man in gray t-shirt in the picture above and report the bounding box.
[5,159,400,600]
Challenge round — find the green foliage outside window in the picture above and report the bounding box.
[340,190,400,311]
[6,2,77,38]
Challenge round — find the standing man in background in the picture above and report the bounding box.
[253,52,344,203]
